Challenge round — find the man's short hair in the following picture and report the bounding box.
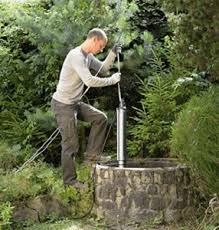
[87,28,107,42]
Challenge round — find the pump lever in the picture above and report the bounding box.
[117,50,122,103]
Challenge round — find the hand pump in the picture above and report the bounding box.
[116,49,127,168]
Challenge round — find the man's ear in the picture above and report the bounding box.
[93,37,98,43]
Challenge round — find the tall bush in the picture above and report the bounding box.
[160,0,219,82]
[171,86,219,196]
[128,43,180,157]
[128,76,177,157]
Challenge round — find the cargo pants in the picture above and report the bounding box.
[51,98,108,184]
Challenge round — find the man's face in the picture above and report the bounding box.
[92,37,107,55]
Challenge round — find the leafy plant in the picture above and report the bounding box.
[0,162,58,202]
[171,86,219,196]
[0,161,93,221]
[160,0,219,82]
[128,43,179,157]
[0,108,60,164]
[0,142,23,171]
[128,76,177,157]
[0,201,14,229]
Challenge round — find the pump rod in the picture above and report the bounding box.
[117,51,122,103]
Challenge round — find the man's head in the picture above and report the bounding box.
[82,28,108,55]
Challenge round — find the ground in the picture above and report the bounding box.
[22,217,201,230]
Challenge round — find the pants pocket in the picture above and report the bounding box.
[56,116,75,138]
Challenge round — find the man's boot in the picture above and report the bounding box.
[65,179,88,189]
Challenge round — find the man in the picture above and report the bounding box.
[51,28,121,189]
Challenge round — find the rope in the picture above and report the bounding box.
[101,112,116,155]
[15,128,60,173]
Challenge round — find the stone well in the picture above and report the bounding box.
[94,158,194,223]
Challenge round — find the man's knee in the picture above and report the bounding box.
[97,112,108,124]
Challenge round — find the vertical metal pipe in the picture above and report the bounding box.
[117,52,122,104]
[117,100,127,168]
[116,45,126,167]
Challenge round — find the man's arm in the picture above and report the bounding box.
[71,52,120,88]
[89,50,116,73]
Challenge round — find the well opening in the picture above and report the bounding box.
[98,158,179,168]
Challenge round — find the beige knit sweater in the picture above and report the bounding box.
[52,46,116,104]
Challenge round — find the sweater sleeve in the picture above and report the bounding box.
[89,50,116,73]
[71,52,115,88]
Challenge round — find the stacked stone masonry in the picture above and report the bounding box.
[94,159,194,223]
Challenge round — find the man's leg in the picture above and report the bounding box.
[51,99,78,184]
[78,102,108,155]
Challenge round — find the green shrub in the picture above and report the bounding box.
[0,108,61,165]
[128,43,181,157]
[161,0,219,82]
[0,142,24,171]
[171,86,219,195]
[57,165,93,218]
[0,162,59,202]
[0,201,14,229]
[0,109,57,145]
[0,161,93,219]
[128,76,177,157]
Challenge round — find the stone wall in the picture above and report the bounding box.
[13,195,69,222]
[94,159,194,223]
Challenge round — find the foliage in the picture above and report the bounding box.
[197,194,219,230]
[0,162,59,202]
[128,76,178,157]
[0,108,61,165]
[131,0,169,41]
[127,30,211,157]
[60,164,94,217]
[0,109,56,145]
[0,161,93,221]
[160,0,219,82]
[0,0,172,161]
[0,142,24,171]
[127,42,180,157]
[171,86,219,196]
[0,161,90,203]
[0,202,14,229]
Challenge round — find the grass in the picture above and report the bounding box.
[23,219,78,230]
[17,217,218,230]
[16,217,109,230]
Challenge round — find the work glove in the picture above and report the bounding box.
[112,43,122,54]
[111,72,121,84]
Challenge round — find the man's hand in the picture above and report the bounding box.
[112,43,122,54]
[111,72,121,84]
